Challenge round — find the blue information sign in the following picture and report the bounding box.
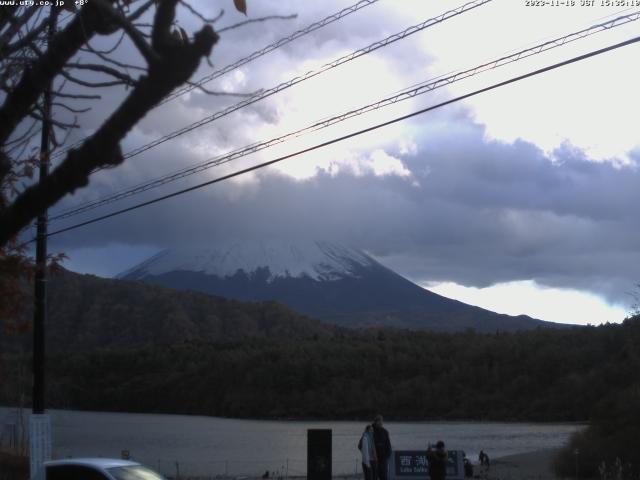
[390,450,464,480]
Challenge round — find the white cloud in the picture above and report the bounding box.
[367,149,412,177]
[426,280,629,325]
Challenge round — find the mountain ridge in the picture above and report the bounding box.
[120,240,567,332]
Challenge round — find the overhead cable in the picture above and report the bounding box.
[163,0,382,104]
[39,33,640,240]
[121,0,491,160]
[53,0,492,168]
[52,0,381,159]
[48,10,640,222]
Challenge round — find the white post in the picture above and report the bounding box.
[29,414,51,480]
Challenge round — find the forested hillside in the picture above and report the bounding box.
[2,271,638,476]
[3,317,639,422]
[3,269,338,354]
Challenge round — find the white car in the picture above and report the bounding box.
[44,458,167,480]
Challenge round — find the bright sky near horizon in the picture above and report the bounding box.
[52,0,640,325]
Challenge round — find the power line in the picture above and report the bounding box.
[40,33,640,241]
[53,0,492,167]
[404,10,640,93]
[162,0,381,105]
[49,8,638,220]
[120,0,491,160]
[48,10,640,222]
[52,0,381,159]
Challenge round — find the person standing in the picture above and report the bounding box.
[359,424,378,480]
[426,441,448,480]
[372,415,392,480]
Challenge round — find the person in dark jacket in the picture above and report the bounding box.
[426,441,448,480]
[463,457,473,478]
[372,415,392,480]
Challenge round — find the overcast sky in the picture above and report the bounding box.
[42,0,640,325]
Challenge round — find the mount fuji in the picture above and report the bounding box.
[119,240,561,332]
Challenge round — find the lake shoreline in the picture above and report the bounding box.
[0,446,565,480]
[160,449,565,480]
[0,407,581,478]
[0,405,591,425]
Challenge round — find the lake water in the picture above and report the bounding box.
[0,408,583,477]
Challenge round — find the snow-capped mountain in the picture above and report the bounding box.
[120,240,378,283]
[120,240,562,332]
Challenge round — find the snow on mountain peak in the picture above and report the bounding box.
[120,240,379,282]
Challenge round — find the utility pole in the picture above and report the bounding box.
[30,7,56,480]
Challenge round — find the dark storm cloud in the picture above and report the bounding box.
[38,1,640,306]
[52,110,640,306]
[56,0,435,156]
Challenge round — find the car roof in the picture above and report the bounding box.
[45,458,141,469]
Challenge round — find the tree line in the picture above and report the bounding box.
[3,316,640,477]
[5,318,639,420]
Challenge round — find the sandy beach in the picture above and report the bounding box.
[480,449,561,480]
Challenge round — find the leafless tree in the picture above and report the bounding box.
[0,0,238,249]
[0,0,285,325]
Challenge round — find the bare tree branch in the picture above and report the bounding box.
[0,6,219,246]
[0,3,105,145]
[52,91,102,100]
[0,8,16,33]
[6,133,38,161]
[65,62,138,86]
[218,14,297,33]
[187,80,262,98]
[127,0,156,23]
[81,30,126,56]
[52,102,91,114]
[1,21,49,61]
[1,0,293,253]
[82,41,146,71]
[93,0,161,65]
[0,6,38,53]
[153,0,183,52]
[179,1,224,24]
[51,120,78,151]
[29,110,79,129]
[4,118,39,147]
[60,69,130,88]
